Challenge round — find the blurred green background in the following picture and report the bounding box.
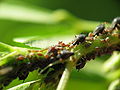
[0,0,120,90]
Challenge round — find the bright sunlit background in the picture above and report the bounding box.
[0,0,120,90]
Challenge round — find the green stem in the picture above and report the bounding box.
[56,60,73,90]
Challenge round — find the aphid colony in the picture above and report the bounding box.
[0,41,74,89]
[75,17,120,70]
[0,17,120,89]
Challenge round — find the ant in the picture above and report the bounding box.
[57,50,74,60]
[93,24,105,36]
[111,17,120,30]
[72,34,86,45]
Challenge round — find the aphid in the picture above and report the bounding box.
[45,55,49,59]
[84,43,91,48]
[16,63,29,80]
[95,47,100,50]
[85,52,96,61]
[86,37,94,41]
[58,41,66,47]
[16,55,25,61]
[47,47,58,56]
[18,71,29,80]
[88,32,94,37]
[57,50,74,60]
[116,44,120,51]
[105,37,110,42]
[93,24,105,36]
[76,58,86,70]
[37,53,43,56]
[100,39,106,43]
[72,34,86,45]
[58,41,70,47]
[111,17,120,29]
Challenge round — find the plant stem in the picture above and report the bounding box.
[56,60,73,90]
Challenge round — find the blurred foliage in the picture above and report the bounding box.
[0,0,120,90]
[1,0,120,21]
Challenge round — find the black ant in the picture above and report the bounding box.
[93,24,105,36]
[111,17,120,30]
[57,50,74,60]
[72,34,86,45]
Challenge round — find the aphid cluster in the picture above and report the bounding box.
[76,44,120,70]
[46,41,74,62]
[0,17,120,89]
[0,42,74,89]
[74,17,120,70]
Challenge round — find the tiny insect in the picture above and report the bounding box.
[47,47,58,56]
[93,24,105,36]
[57,50,74,60]
[16,55,25,61]
[111,17,120,29]
[88,32,94,37]
[72,34,86,45]
[58,41,66,47]
[76,58,86,70]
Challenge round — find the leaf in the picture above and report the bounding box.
[0,51,17,66]
[0,3,100,45]
[13,35,74,48]
[0,3,76,24]
[0,42,14,52]
[13,36,41,44]
[4,70,41,90]
[7,80,39,90]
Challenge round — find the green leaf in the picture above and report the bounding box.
[4,70,41,90]
[7,80,40,90]
[0,51,17,66]
[13,35,74,48]
[0,42,14,52]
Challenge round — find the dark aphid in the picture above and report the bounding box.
[84,43,91,48]
[57,50,74,60]
[72,34,86,45]
[76,58,86,70]
[18,72,29,80]
[93,24,105,36]
[111,17,120,29]
[86,52,96,60]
